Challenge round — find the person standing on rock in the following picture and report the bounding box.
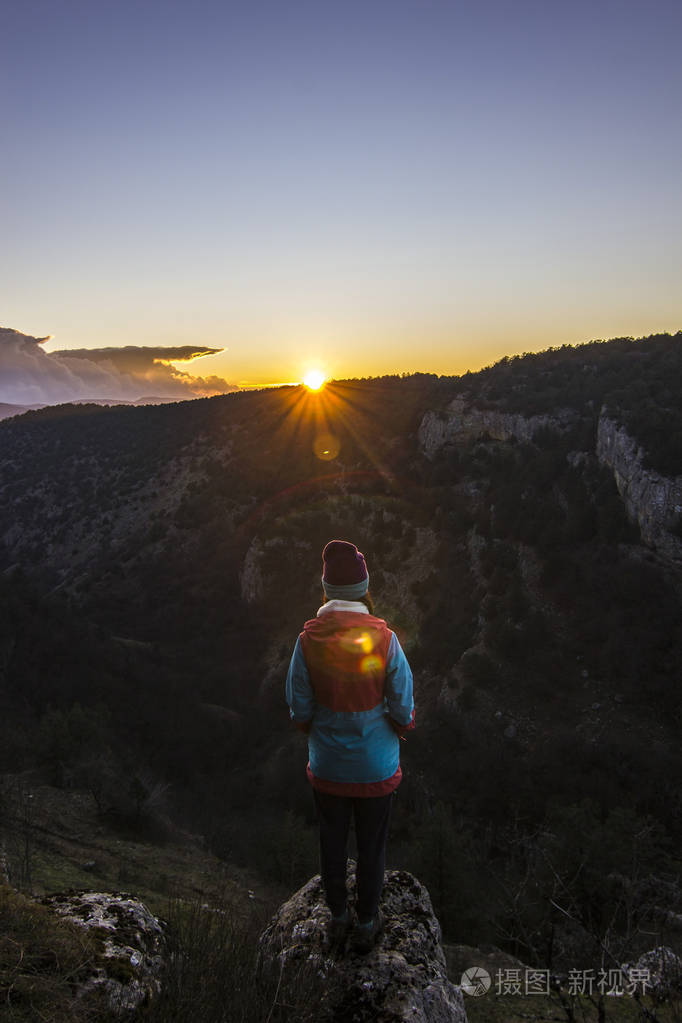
[285,539,415,953]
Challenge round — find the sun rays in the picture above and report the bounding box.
[234,378,405,545]
[265,379,401,493]
[303,369,326,391]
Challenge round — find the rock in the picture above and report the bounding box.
[41,890,166,1015]
[418,398,575,460]
[622,946,682,1000]
[419,400,682,566]
[240,535,314,604]
[596,414,682,565]
[258,867,467,1023]
[240,537,266,603]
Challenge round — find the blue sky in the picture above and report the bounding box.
[2,0,680,387]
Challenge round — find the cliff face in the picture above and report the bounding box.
[596,415,682,564]
[418,398,574,458]
[419,397,682,566]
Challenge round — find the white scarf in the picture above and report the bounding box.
[317,599,369,617]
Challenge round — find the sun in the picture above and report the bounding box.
[303,369,326,391]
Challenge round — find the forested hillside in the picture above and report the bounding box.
[1,332,681,971]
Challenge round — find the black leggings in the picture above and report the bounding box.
[313,789,393,923]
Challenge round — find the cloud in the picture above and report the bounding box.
[0,327,238,405]
[54,345,223,373]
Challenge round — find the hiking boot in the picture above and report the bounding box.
[352,910,384,954]
[327,908,350,948]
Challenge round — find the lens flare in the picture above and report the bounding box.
[340,628,375,654]
[360,654,384,675]
[303,369,326,390]
[313,431,340,461]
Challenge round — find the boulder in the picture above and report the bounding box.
[41,890,166,1015]
[258,866,467,1023]
[622,946,682,1000]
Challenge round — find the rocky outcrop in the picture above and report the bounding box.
[240,537,266,603]
[597,415,682,563]
[622,946,682,1000]
[42,890,166,1015]
[419,398,574,459]
[240,535,314,604]
[258,867,467,1023]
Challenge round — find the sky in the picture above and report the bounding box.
[1,0,681,397]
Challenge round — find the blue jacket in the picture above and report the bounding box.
[285,599,414,796]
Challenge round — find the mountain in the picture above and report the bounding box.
[0,401,48,420]
[0,396,183,422]
[1,331,681,966]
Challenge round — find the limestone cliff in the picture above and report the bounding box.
[596,415,682,564]
[418,398,574,458]
[240,535,313,604]
[418,396,682,565]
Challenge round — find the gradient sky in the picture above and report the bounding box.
[2,0,681,388]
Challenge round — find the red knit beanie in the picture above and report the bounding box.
[321,540,369,598]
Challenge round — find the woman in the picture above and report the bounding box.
[285,539,415,953]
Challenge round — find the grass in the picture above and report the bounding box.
[4,776,682,1022]
[463,988,682,1023]
[0,879,328,1023]
[137,892,329,1023]
[0,774,267,921]
[446,944,682,1023]
[1,776,329,1021]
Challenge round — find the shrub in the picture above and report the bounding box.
[139,894,327,1022]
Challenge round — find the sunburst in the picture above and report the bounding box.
[303,369,326,391]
